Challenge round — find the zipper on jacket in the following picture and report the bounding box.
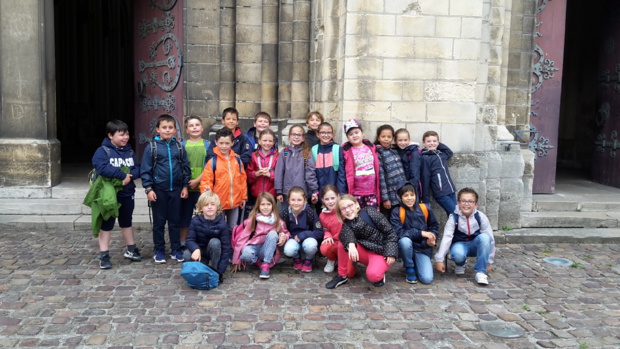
[437,173,442,191]
[437,151,454,193]
[228,159,234,208]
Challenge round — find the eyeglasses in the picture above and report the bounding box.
[340,202,357,212]
[319,132,333,136]
[459,200,476,205]
[290,133,303,138]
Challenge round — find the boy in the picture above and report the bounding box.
[420,130,456,217]
[200,127,248,235]
[246,111,279,151]
[141,114,191,264]
[207,107,253,166]
[90,120,142,269]
[304,111,324,148]
[434,188,495,285]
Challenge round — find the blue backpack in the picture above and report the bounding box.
[180,261,219,290]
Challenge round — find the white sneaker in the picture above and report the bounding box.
[475,272,489,285]
[324,260,336,273]
[454,265,465,275]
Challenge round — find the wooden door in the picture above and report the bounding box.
[593,0,620,188]
[133,0,184,159]
[530,0,567,193]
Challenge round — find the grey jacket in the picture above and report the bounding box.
[274,145,318,198]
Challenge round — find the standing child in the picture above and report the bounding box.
[434,188,495,285]
[232,192,290,279]
[200,127,247,236]
[141,114,190,264]
[326,195,398,289]
[89,120,142,269]
[245,111,279,151]
[247,129,279,198]
[207,107,253,166]
[312,122,347,201]
[184,191,231,279]
[391,181,438,284]
[341,119,381,209]
[274,125,319,206]
[394,128,422,195]
[375,125,407,215]
[180,116,210,250]
[420,130,456,217]
[305,111,324,148]
[281,186,324,272]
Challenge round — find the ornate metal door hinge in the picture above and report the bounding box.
[595,130,618,158]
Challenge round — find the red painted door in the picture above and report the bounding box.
[593,0,620,188]
[133,0,184,160]
[530,0,567,193]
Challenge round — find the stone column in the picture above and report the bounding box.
[0,0,59,187]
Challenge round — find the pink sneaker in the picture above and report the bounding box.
[259,263,270,279]
[293,258,303,270]
[301,259,313,273]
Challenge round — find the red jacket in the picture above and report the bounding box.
[246,148,279,197]
[319,209,342,241]
[342,140,382,201]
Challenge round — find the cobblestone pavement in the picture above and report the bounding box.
[1,229,619,349]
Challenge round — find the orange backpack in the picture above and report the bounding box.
[399,203,429,224]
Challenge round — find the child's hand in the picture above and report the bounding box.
[311,193,318,204]
[385,256,395,266]
[322,237,334,245]
[203,185,211,192]
[382,201,391,210]
[180,187,188,199]
[294,236,301,243]
[276,195,284,203]
[422,231,436,246]
[435,261,446,273]
[277,232,287,246]
[188,178,200,190]
[240,200,246,209]
[348,244,359,262]
[147,190,157,202]
[122,174,132,186]
[191,249,201,261]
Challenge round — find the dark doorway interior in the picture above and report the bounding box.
[54,0,134,163]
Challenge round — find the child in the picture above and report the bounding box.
[207,107,253,166]
[141,114,190,263]
[304,111,324,148]
[90,120,142,269]
[245,111,279,151]
[434,188,495,285]
[312,122,347,200]
[390,181,438,284]
[374,125,407,214]
[319,185,342,273]
[200,127,247,235]
[232,192,290,279]
[394,128,422,195]
[420,130,456,217]
[180,116,210,250]
[247,129,279,198]
[325,194,398,289]
[280,186,324,272]
[341,119,381,209]
[184,191,231,278]
[274,125,319,206]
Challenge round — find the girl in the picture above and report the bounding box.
[247,129,279,197]
[341,119,381,209]
[326,194,398,289]
[374,125,406,214]
[232,192,289,279]
[312,122,347,201]
[184,191,231,278]
[280,186,324,272]
[394,128,422,196]
[274,125,319,206]
[319,185,341,273]
[305,111,324,148]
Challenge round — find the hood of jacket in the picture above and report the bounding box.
[395,180,419,208]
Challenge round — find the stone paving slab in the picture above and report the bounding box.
[1,229,619,348]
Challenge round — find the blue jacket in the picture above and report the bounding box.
[207,127,253,166]
[186,213,231,274]
[245,126,279,151]
[140,136,190,191]
[377,145,407,205]
[312,142,347,195]
[420,143,455,203]
[92,138,140,198]
[396,144,422,194]
[390,181,439,258]
[280,204,323,241]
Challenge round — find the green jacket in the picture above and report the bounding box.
[83,167,129,237]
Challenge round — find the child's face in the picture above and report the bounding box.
[288,192,306,213]
[306,115,321,131]
[258,134,275,152]
[457,193,478,217]
[222,112,239,131]
[346,128,363,146]
[254,117,270,133]
[318,126,333,145]
[202,201,218,219]
[186,119,204,139]
[423,135,439,150]
[258,198,273,216]
[322,190,339,211]
[338,199,360,221]
[289,127,305,146]
[156,120,176,141]
[401,191,416,209]
[109,130,129,148]
[396,133,410,149]
[215,136,233,154]
[378,129,393,149]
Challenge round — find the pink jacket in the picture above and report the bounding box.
[319,209,342,241]
[232,217,290,267]
[342,139,382,201]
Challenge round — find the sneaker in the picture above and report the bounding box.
[171,250,184,262]
[475,272,489,285]
[259,263,270,279]
[293,258,303,270]
[301,259,313,273]
[373,275,386,287]
[153,250,166,264]
[405,268,418,284]
[324,259,336,273]
[455,264,466,275]
[124,248,142,261]
[326,274,348,289]
[99,254,111,269]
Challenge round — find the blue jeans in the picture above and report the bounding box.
[183,238,221,271]
[434,193,457,217]
[398,237,434,284]
[283,237,318,260]
[223,207,240,234]
[450,234,492,274]
[240,231,278,264]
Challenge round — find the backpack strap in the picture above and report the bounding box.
[358,209,378,230]
[332,144,340,171]
[419,203,429,222]
[150,141,157,169]
[399,206,406,224]
[311,144,318,163]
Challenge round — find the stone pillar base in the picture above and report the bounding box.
[0,139,61,188]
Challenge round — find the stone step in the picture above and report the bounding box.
[0,197,152,215]
[496,228,620,244]
[533,200,620,212]
[519,211,619,228]
[0,214,154,232]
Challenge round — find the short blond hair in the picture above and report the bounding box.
[195,191,222,216]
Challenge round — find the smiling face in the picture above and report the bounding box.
[202,201,218,219]
[258,133,275,152]
[378,129,393,149]
[423,135,439,150]
[395,132,410,150]
[185,118,204,140]
[322,190,339,211]
[401,190,416,209]
[109,130,130,148]
[346,128,363,147]
[288,192,306,214]
[306,115,322,131]
[338,198,360,221]
[259,198,274,216]
[288,126,305,146]
[215,135,233,155]
[318,125,334,145]
[156,120,177,141]
[457,193,479,217]
[222,112,239,131]
[254,116,270,133]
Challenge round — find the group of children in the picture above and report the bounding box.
[91,109,496,289]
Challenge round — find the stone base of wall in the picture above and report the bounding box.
[0,139,61,188]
